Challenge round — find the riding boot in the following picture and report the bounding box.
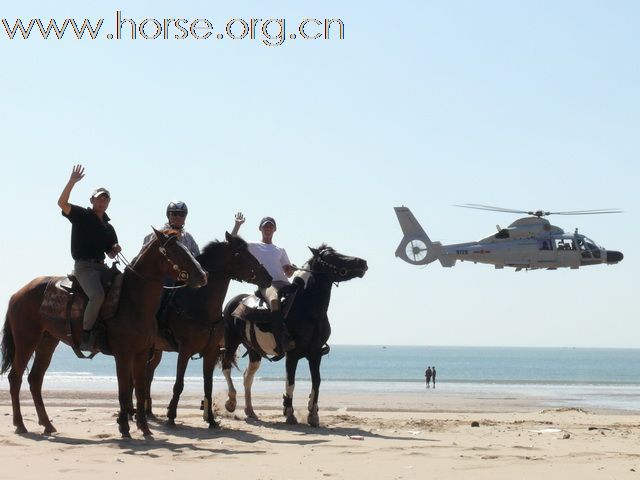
[80,329,95,351]
[271,311,296,352]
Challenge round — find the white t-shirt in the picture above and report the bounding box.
[248,242,291,283]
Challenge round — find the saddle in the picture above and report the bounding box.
[232,284,298,323]
[39,265,123,357]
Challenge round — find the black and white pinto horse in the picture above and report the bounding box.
[222,245,367,427]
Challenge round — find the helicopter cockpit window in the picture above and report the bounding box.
[538,240,552,250]
[578,237,601,259]
[555,239,576,251]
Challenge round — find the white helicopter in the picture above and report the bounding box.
[394,204,624,271]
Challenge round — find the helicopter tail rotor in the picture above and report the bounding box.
[394,207,441,265]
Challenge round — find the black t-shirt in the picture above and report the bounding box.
[62,205,118,261]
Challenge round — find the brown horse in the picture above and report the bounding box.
[144,232,272,428]
[0,228,207,437]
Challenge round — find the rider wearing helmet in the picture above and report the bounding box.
[143,200,199,256]
[143,200,200,348]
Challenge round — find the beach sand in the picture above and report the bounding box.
[1,389,638,480]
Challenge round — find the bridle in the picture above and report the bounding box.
[298,250,362,279]
[117,235,192,289]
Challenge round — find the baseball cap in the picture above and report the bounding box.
[91,187,111,199]
[259,216,276,228]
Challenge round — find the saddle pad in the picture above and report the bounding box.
[40,278,79,320]
[244,321,277,356]
[40,274,123,321]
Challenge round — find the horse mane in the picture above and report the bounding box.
[200,235,247,258]
[308,243,333,262]
[199,239,225,259]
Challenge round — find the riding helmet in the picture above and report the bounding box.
[166,200,188,217]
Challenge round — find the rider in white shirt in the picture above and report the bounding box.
[233,213,296,352]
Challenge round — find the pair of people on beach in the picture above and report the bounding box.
[58,164,296,352]
[425,366,436,388]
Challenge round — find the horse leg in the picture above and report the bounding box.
[132,351,153,436]
[166,350,190,426]
[28,334,60,434]
[202,349,220,428]
[222,364,237,413]
[115,356,133,438]
[6,328,41,434]
[7,348,34,434]
[144,350,163,419]
[307,355,322,427]
[283,355,299,425]
[222,334,241,413]
[243,350,262,419]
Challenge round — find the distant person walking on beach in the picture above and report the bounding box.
[432,366,436,388]
[425,366,432,388]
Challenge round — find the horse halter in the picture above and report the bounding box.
[158,240,190,284]
[310,250,357,278]
[118,235,191,288]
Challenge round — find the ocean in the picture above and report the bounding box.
[2,345,639,412]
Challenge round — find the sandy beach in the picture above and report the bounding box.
[1,389,638,480]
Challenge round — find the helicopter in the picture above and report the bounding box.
[394,204,624,271]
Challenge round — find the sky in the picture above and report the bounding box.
[1,1,638,348]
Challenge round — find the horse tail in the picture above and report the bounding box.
[1,312,15,375]
[222,294,247,370]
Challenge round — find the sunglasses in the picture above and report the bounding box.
[169,212,187,217]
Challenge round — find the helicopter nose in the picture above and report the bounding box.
[606,250,624,264]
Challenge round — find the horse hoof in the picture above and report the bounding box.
[244,408,258,420]
[307,415,320,428]
[15,425,28,435]
[43,426,58,435]
[225,400,237,413]
[208,421,220,429]
[285,416,298,425]
[142,431,154,438]
[166,418,176,427]
[121,432,132,439]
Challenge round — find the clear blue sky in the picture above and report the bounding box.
[1,0,638,347]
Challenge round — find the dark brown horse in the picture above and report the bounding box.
[0,228,207,437]
[222,245,367,427]
[144,232,271,428]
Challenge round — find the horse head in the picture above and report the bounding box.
[307,244,368,282]
[198,233,272,288]
[225,232,272,288]
[150,227,208,287]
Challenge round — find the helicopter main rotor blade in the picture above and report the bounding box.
[454,204,529,215]
[455,204,623,217]
[548,209,623,215]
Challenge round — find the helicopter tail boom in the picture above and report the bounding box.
[394,206,443,266]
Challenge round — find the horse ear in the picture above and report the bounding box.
[308,246,319,257]
[152,226,167,241]
[225,231,233,242]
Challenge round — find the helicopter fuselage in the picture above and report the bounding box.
[394,208,624,270]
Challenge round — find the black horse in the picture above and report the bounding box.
[222,244,367,427]
[143,233,272,428]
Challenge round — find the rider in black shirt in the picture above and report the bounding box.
[58,165,121,350]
